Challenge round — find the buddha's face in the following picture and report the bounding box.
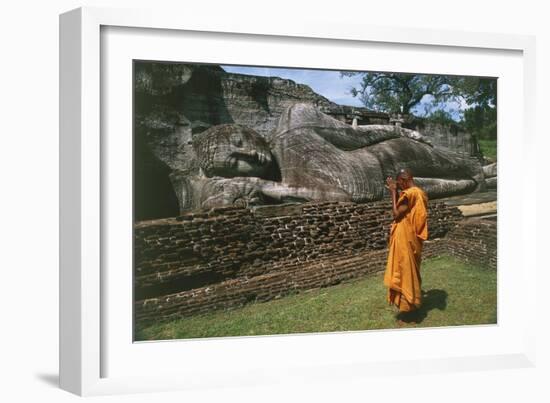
[193,124,273,178]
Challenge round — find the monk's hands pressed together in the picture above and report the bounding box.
[385,176,397,193]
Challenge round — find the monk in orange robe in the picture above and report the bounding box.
[384,168,428,318]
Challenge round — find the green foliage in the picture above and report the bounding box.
[456,77,497,109]
[463,105,497,140]
[136,255,497,341]
[478,139,497,161]
[423,109,457,125]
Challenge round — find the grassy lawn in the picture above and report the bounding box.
[135,255,497,341]
[479,139,497,161]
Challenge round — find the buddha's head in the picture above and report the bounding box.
[193,124,273,178]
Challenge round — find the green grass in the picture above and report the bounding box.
[135,255,497,341]
[479,139,497,161]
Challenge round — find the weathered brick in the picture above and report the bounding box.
[133,200,494,325]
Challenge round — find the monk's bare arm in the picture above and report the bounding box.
[386,176,409,220]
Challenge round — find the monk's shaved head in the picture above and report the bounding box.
[395,168,415,190]
[396,168,413,180]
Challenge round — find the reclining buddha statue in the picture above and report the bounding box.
[169,103,485,212]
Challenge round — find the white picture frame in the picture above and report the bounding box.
[59,6,537,396]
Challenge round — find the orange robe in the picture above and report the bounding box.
[384,186,428,312]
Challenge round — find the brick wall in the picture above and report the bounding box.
[134,201,495,324]
[443,217,497,270]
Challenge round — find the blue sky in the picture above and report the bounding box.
[221,65,465,121]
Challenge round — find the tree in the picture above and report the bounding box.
[340,72,496,118]
[340,71,460,114]
[457,77,497,140]
[455,77,496,109]
[463,105,497,140]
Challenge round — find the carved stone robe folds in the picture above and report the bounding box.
[384,186,429,312]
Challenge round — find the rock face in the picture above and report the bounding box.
[134,61,489,218]
[134,62,387,219]
[134,61,387,143]
[405,119,481,158]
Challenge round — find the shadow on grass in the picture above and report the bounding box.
[396,289,448,324]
